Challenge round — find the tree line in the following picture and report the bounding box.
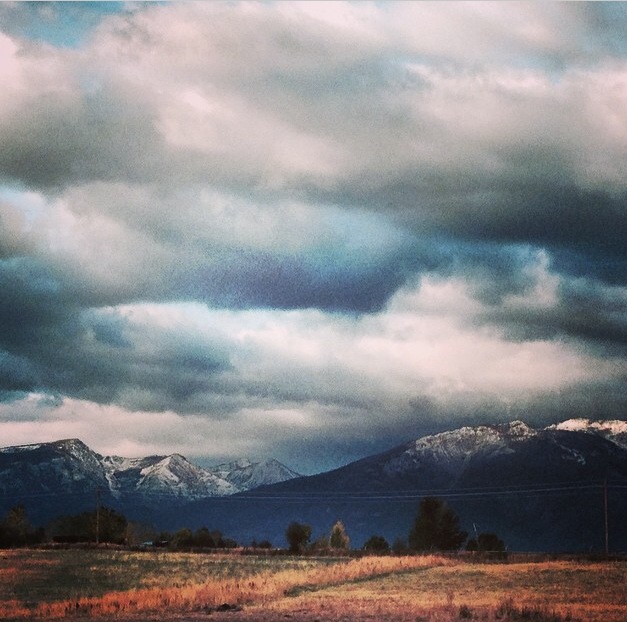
[286,497,505,556]
[0,497,505,555]
[0,505,45,547]
[0,504,242,550]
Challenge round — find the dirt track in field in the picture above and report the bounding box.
[60,605,457,622]
[66,615,416,622]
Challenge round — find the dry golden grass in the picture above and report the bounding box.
[0,550,625,621]
[262,559,627,622]
[0,550,450,619]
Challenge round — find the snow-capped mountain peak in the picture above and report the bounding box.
[0,441,44,453]
[548,418,627,450]
[411,421,536,459]
[550,418,627,435]
[132,453,237,498]
[206,457,300,491]
[0,438,300,519]
[505,420,536,437]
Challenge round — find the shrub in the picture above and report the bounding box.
[329,520,350,550]
[363,535,390,554]
[285,522,312,553]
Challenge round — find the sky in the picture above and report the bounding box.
[0,1,626,474]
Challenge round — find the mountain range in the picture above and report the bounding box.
[177,418,627,552]
[0,439,299,525]
[1,418,627,552]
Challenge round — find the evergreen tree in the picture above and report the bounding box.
[409,497,467,551]
[96,507,128,544]
[49,506,127,544]
[3,505,30,545]
[194,527,216,548]
[172,528,194,549]
[0,505,42,547]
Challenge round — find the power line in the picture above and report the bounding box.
[0,480,625,503]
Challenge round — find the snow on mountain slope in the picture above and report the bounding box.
[0,439,109,499]
[0,437,300,511]
[101,454,236,499]
[208,458,253,480]
[550,418,627,434]
[383,421,536,480]
[53,439,110,485]
[549,418,627,450]
[415,421,535,459]
[208,458,300,492]
[102,451,299,499]
[134,454,237,499]
[0,442,43,453]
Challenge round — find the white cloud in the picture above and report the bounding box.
[0,395,257,461]
[1,2,626,472]
[3,260,624,470]
[110,266,625,412]
[2,3,627,197]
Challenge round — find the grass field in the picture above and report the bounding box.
[0,549,625,621]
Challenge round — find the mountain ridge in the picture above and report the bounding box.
[1,418,627,551]
[0,439,300,525]
[189,417,627,551]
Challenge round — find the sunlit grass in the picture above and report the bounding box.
[0,550,625,620]
[0,549,449,618]
[267,560,627,622]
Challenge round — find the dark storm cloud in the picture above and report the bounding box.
[0,351,39,394]
[479,274,627,351]
[0,2,626,470]
[321,174,627,288]
[0,268,233,411]
[455,186,627,270]
[181,242,433,313]
[0,81,163,190]
[0,258,68,349]
[0,235,435,409]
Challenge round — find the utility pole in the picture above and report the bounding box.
[604,479,609,558]
[95,487,101,546]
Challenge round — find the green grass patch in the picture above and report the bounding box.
[0,549,345,607]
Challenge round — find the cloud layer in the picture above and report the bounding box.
[1,2,626,473]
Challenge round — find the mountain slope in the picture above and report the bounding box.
[207,458,300,491]
[102,454,238,500]
[1,420,626,552]
[0,439,299,526]
[178,420,627,552]
[549,418,627,450]
[0,439,112,524]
